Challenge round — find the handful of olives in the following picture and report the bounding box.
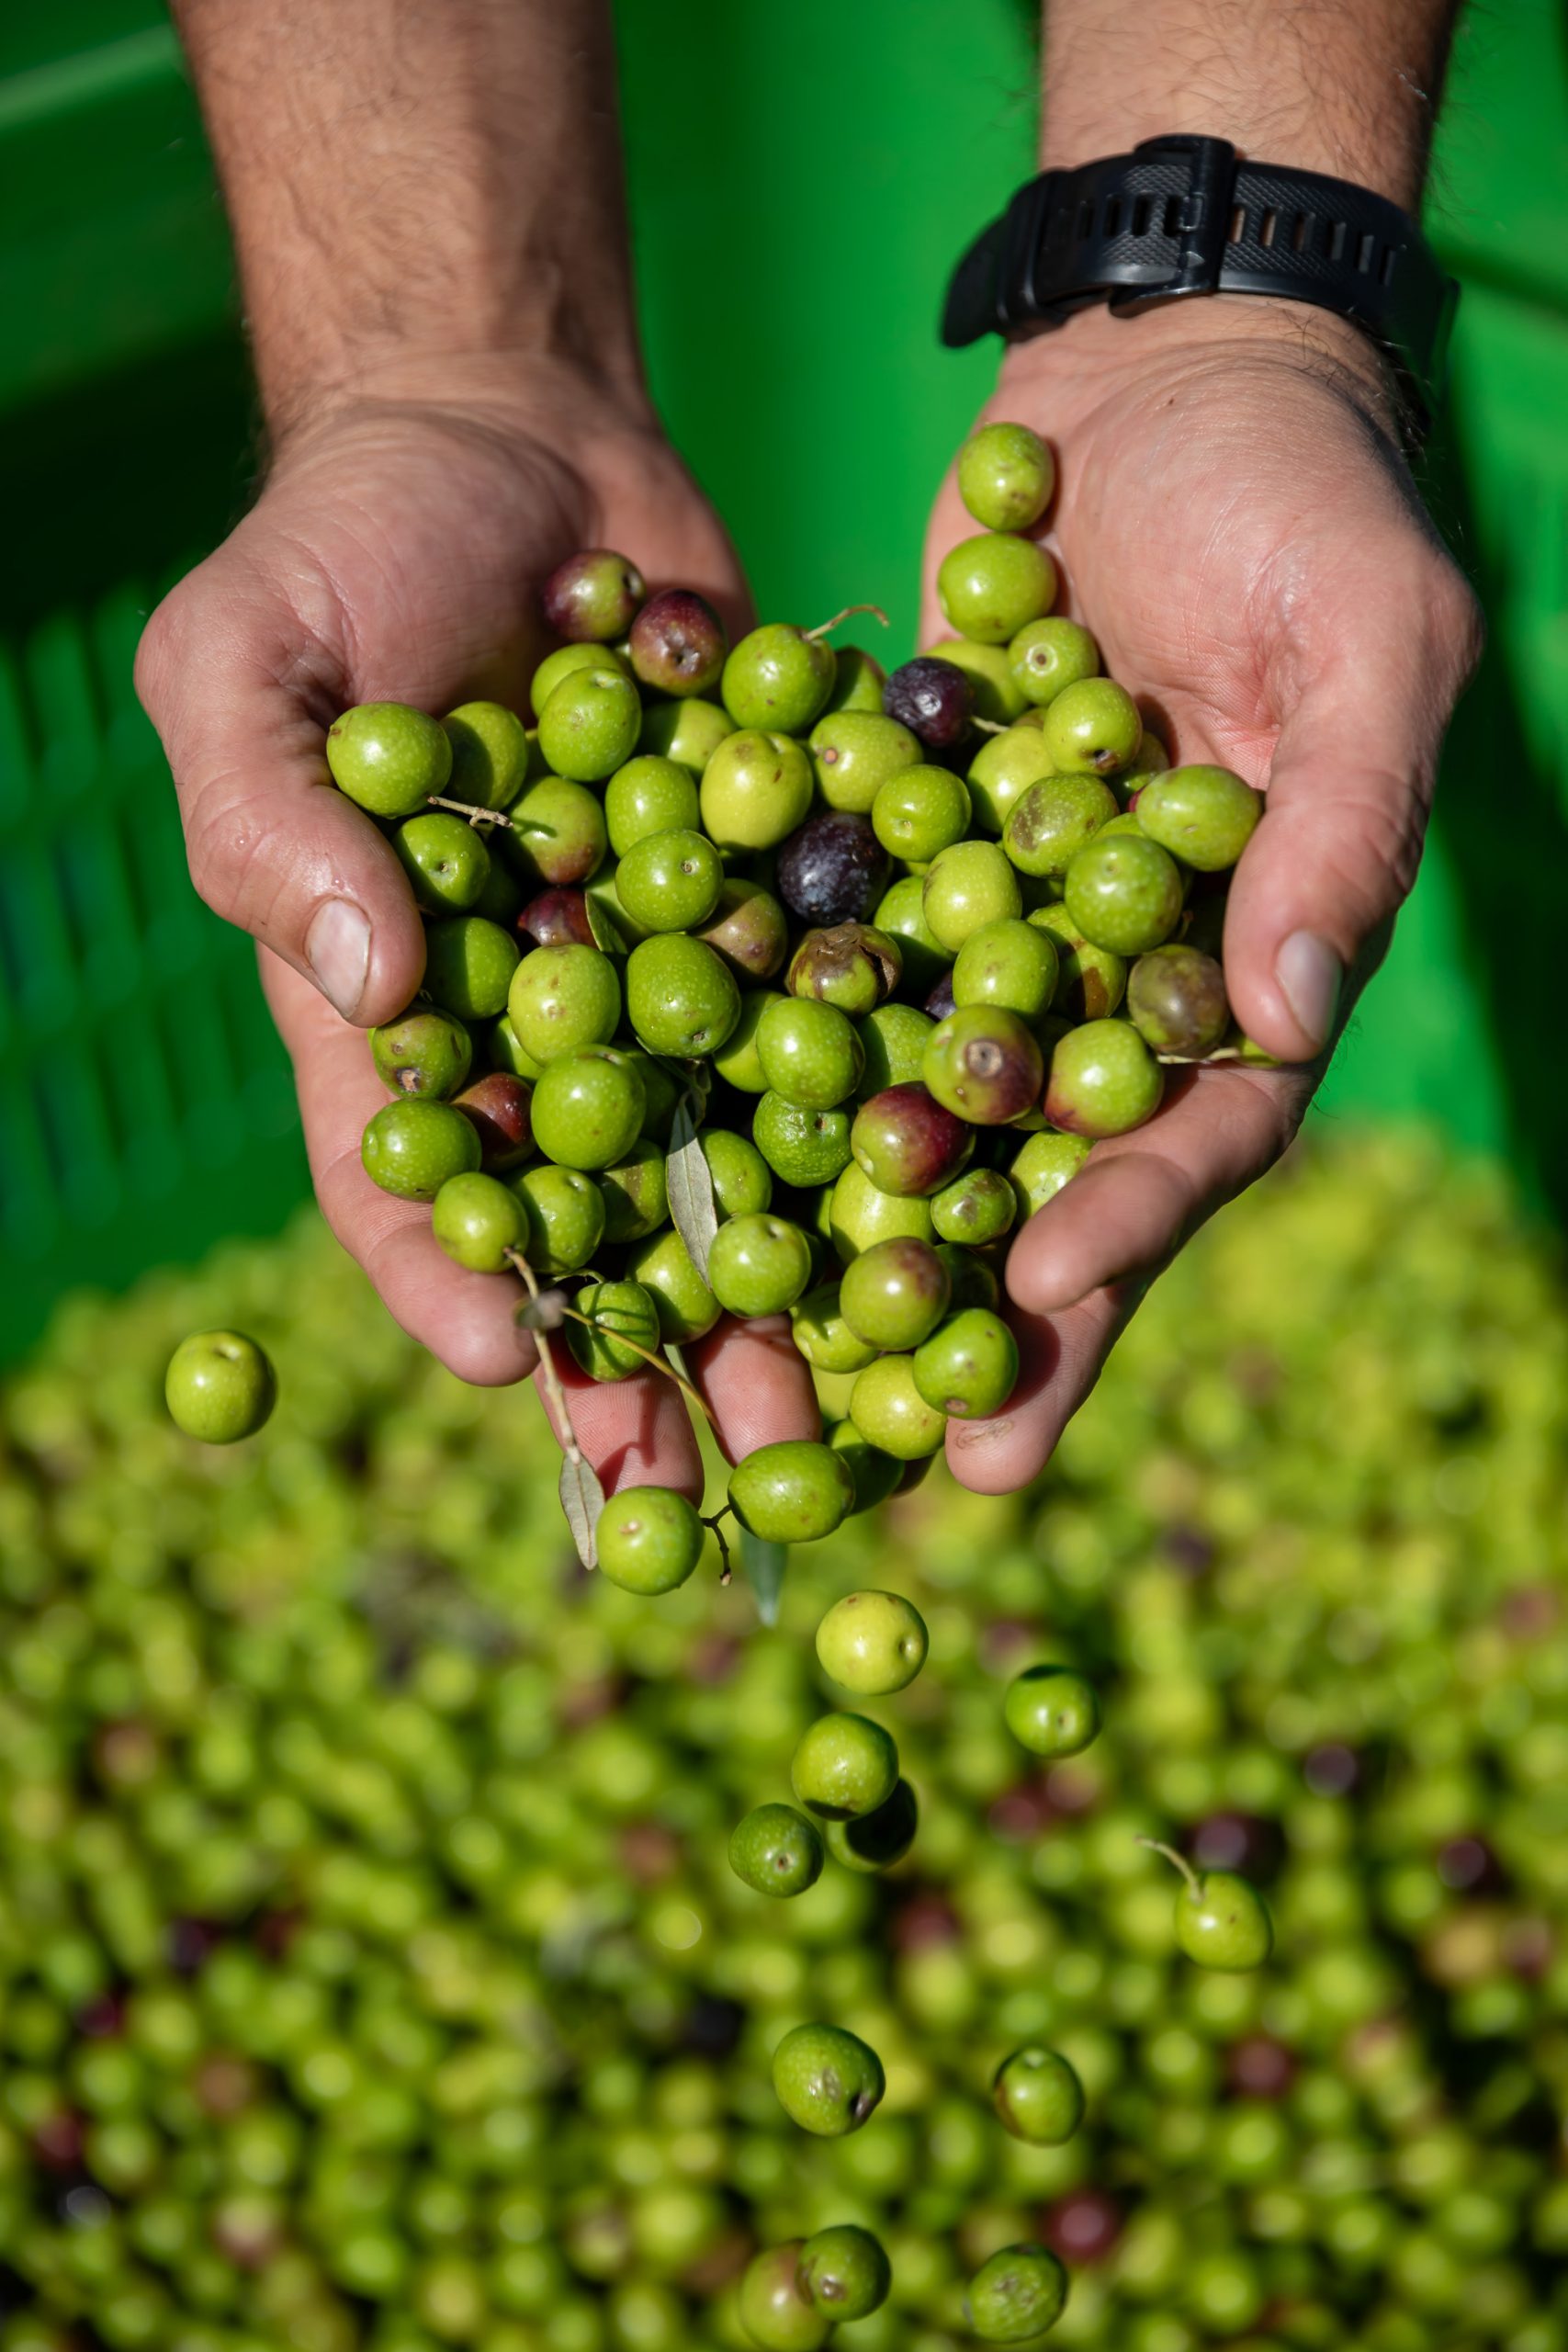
[321,423,1275,1574]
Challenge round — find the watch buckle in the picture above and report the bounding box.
[1109,134,1236,315]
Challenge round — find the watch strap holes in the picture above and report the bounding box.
[945,147,1455,424]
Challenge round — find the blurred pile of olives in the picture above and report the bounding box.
[2,1125,1566,2352]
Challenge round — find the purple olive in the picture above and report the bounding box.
[884,656,974,752]
[696,878,790,980]
[518,888,595,949]
[924,971,956,1023]
[777,812,890,927]
[540,548,646,642]
[453,1072,535,1170]
[628,588,728,698]
[851,1083,974,1196]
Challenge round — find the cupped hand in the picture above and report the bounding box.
[136,362,817,1499]
[921,301,1483,1494]
[141,311,1481,1518]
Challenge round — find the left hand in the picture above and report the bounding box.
[138,359,819,1503]
[919,300,1482,1493]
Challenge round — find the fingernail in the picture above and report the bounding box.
[1275,931,1341,1051]
[306,898,371,1019]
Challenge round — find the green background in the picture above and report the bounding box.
[2,0,1566,1361]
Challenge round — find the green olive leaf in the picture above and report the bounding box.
[738,1527,788,1625]
[558,1450,605,1571]
[666,1100,718,1282]
[586,895,628,956]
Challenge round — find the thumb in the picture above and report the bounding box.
[136,551,427,1026]
[1222,601,1475,1064]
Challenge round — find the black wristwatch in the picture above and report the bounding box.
[942,135,1458,427]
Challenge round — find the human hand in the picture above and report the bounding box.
[136,362,818,1500]
[920,302,1482,1493]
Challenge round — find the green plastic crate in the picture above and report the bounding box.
[0,22,303,1362]
[2,0,1566,1360]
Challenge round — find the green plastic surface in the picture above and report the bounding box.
[1,0,1566,1358]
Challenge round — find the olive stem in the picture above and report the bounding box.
[702,1508,734,1585]
[1134,1836,1200,1895]
[805,603,890,642]
[425,795,514,829]
[553,1305,721,1440]
[504,1249,584,1469]
[971,717,1008,736]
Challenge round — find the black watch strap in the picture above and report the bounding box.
[942,136,1458,424]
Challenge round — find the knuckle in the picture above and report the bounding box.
[1325,789,1426,924]
[312,1137,363,1219]
[1357,786,1427,910]
[1251,1067,1310,1168]
[133,585,188,722]
[1401,543,1485,693]
[437,1325,525,1389]
[182,774,275,925]
[1371,789,1427,906]
[1436,568,1485,685]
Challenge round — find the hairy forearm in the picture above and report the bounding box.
[1040,0,1461,207]
[172,0,642,432]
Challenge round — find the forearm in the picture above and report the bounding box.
[172,0,642,434]
[1040,0,1461,208]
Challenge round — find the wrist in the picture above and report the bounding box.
[174,1,648,447]
[1037,7,1456,216]
[257,308,650,457]
[998,293,1402,429]
[261,345,659,473]
[1039,110,1430,219]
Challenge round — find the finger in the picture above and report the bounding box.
[1007,1063,1309,1317]
[685,1316,822,1466]
[137,548,427,1027]
[263,950,537,1386]
[942,1290,1132,1495]
[536,1350,706,1502]
[1224,565,1482,1062]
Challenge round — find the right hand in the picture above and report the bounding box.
[136,361,819,1498]
[916,306,1480,1497]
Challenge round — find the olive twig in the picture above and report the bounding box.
[805,603,890,642]
[425,795,514,828]
[1134,1835,1200,1895]
[702,1507,735,1585]
[505,1249,584,1470]
[553,1306,721,1440]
